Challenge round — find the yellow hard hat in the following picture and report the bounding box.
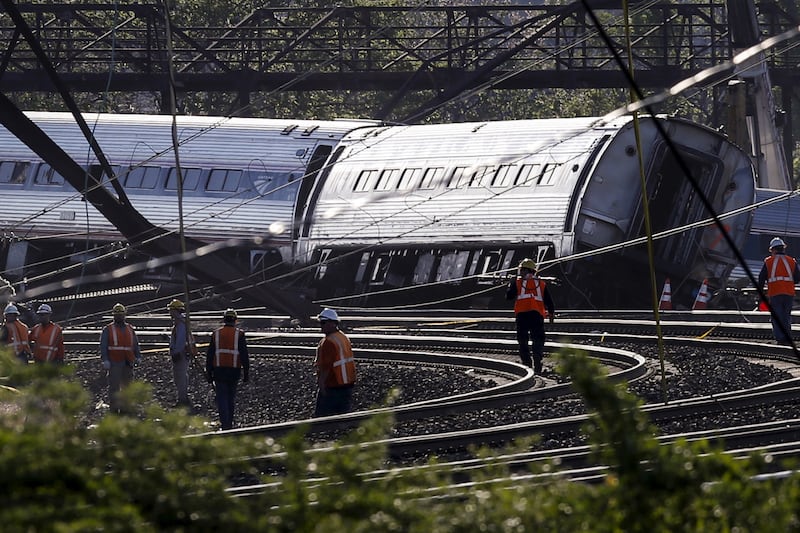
[112,303,126,315]
[519,258,537,271]
[167,299,185,311]
[223,308,237,320]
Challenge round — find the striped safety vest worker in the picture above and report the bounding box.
[30,322,64,362]
[212,326,243,368]
[317,330,356,387]
[765,255,798,297]
[514,277,547,317]
[105,323,137,363]
[4,320,30,357]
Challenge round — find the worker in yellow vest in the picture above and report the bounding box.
[168,299,196,407]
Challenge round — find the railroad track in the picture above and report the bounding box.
[61,310,800,487]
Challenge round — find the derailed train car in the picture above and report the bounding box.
[298,116,756,309]
[0,112,755,309]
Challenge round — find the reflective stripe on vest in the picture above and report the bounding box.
[5,321,29,356]
[31,323,62,362]
[766,255,797,296]
[514,277,546,316]
[107,323,136,363]
[213,327,241,368]
[329,331,355,385]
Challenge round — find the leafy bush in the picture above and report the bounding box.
[1,347,799,532]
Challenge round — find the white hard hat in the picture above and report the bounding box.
[318,308,340,322]
[4,304,19,315]
[770,237,786,249]
[36,304,52,314]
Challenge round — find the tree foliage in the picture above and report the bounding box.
[3,346,800,531]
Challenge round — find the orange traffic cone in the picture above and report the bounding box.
[659,278,672,310]
[693,279,710,310]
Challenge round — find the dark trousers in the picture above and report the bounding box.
[314,385,354,417]
[515,310,545,372]
[214,378,239,430]
[770,294,794,344]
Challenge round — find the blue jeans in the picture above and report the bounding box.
[214,379,238,430]
[515,310,546,371]
[769,294,794,344]
[314,386,354,417]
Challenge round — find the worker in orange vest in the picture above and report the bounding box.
[29,303,64,364]
[1,303,31,363]
[100,303,142,413]
[314,308,356,417]
[206,308,249,430]
[757,237,800,345]
[506,258,555,375]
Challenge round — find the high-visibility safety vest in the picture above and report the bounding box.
[316,330,356,387]
[514,277,547,317]
[4,320,30,357]
[765,254,798,297]
[105,323,137,363]
[30,322,64,362]
[212,326,243,368]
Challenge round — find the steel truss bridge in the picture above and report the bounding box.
[0,1,799,126]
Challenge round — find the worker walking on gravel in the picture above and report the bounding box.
[29,303,64,364]
[314,308,356,417]
[1,303,31,363]
[206,308,249,430]
[757,237,800,346]
[100,303,142,414]
[506,258,555,375]
[168,299,196,407]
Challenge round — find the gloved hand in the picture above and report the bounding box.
[102,360,111,370]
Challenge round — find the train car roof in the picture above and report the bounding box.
[752,188,800,237]
[341,116,636,159]
[2,112,378,169]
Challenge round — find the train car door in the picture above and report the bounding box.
[293,144,335,241]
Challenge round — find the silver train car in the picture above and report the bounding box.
[0,112,374,286]
[298,116,756,309]
[0,112,756,309]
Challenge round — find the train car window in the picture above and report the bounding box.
[447,167,469,188]
[412,253,436,284]
[165,168,203,191]
[436,251,470,281]
[207,169,242,192]
[375,169,399,191]
[537,164,557,185]
[470,166,493,187]
[419,167,443,189]
[0,161,31,185]
[33,165,66,186]
[491,164,515,187]
[397,168,420,190]
[353,169,377,192]
[125,166,161,189]
[514,164,541,186]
